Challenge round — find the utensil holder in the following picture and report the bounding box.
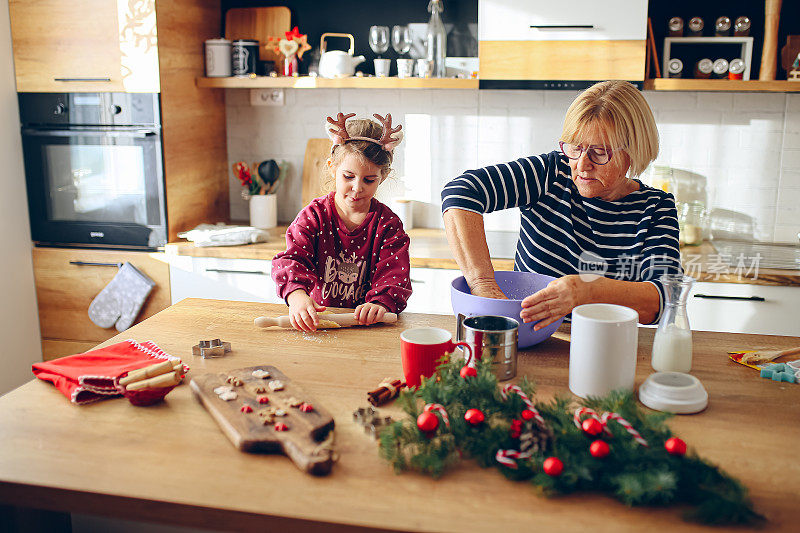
[249,194,277,229]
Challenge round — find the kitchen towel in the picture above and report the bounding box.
[32,340,186,405]
[88,262,155,332]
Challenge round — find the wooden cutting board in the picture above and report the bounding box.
[190,365,335,476]
[224,7,291,65]
[301,138,333,206]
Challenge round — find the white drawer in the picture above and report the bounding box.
[686,282,800,337]
[168,256,283,305]
[479,0,647,41]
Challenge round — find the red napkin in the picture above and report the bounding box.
[32,340,183,405]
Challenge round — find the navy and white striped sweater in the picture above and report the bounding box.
[441,150,682,323]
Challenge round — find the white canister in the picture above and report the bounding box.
[569,304,639,398]
[205,39,232,77]
[249,194,277,229]
[390,198,413,230]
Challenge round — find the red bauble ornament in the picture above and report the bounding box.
[460,366,477,378]
[464,408,485,425]
[589,439,610,458]
[581,418,603,436]
[543,457,564,476]
[665,437,687,456]
[417,411,439,433]
[521,409,535,421]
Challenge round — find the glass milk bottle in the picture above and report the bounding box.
[426,0,447,78]
[651,274,694,373]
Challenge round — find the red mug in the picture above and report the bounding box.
[400,327,473,388]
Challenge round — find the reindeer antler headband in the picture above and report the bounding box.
[325,112,404,154]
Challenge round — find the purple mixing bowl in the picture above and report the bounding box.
[451,271,564,349]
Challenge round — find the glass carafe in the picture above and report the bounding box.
[651,274,694,373]
[426,0,447,78]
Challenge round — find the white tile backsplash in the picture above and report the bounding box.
[226,88,800,244]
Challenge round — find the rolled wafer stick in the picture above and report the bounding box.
[254,312,398,329]
[119,360,179,386]
[125,371,182,391]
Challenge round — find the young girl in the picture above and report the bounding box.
[271,112,412,332]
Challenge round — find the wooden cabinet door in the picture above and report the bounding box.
[32,247,171,343]
[478,0,646,82]
[9,0,159,93]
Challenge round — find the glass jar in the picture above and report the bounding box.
[645,165,674,193]
[678,201,709,246]
[652,274,694,373]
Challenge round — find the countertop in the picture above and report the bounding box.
[165,227,800,287]
[0,299,798,531]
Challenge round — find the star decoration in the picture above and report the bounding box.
[285,26,302,41]
[294,34,312,59]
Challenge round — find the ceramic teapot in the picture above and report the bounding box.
[318,33,365,78]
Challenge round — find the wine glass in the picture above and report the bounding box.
[369,26,390,58]
[391,25,412,56]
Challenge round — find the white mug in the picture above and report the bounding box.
[569,304,639,398]
[416,58,433,78]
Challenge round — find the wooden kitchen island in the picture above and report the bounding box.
[0,299,798,532]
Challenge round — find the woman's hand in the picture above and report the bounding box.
[354,302,387,325]
[468,278,508,300]
[287,289,327,332]
[520,275,592,330]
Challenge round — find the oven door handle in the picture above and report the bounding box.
[21,128,158,138]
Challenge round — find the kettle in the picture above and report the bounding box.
[318,33,365,78]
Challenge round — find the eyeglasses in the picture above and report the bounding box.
[559,141,616,165]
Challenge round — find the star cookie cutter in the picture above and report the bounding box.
[353,406,393,439]
[192,339,232,359]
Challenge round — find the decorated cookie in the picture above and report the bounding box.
[287,397,303,407]
[268,380,284,391]
[258,395,270,404]
[214,385,234,395]
[252,369,271,379]
[241,405,253,413]
[219,391,238,401]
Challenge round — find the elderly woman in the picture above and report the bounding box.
[441,80,681,329]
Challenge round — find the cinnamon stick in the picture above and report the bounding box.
[367,378,405,406]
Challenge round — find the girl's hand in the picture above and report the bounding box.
[520,275,591,330]
[354,302,387,325]
[287,290,327,332]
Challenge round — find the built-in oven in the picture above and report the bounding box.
[19,93,167,249]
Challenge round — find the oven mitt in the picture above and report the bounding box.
[88,262,156,332]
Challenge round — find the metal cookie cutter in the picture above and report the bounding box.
[353,406,393,439]
[192,339,232,359]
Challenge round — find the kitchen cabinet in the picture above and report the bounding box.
[407,267,460,315]
[9,0,160,93]
[168,256,283,305]
[687,281,800,337]
[32,247,171,360]
[9,0,229,242]
[478,0,647,84]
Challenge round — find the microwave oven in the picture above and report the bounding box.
[19,92,167,250]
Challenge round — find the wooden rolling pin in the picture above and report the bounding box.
[254,312,398,329]
[759,0,783,80]
[119,360,182,387]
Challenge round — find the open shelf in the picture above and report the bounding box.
[644,79,800,92]
[195,76,479,89]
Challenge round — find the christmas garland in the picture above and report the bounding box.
[379,358,763,525]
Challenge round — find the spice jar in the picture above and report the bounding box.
[728,58,745,79]
[712,58,729,79]
[678,201,708,246]
[715,16,731,37]
[667,58,684,78]
[688,17,704,36]
[694,58,713,79]
[734,16,751,36]
[668,17,684,37]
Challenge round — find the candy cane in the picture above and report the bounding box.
[601,412,649,447]
[501,384,545,425]
[573,407,612,436]
[495,448,532,469]
[423,403,450,429]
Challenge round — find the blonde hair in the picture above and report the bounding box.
[561,80,659,178]
[329,118,393,178]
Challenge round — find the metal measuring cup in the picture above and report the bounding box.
[457,315,519,381]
